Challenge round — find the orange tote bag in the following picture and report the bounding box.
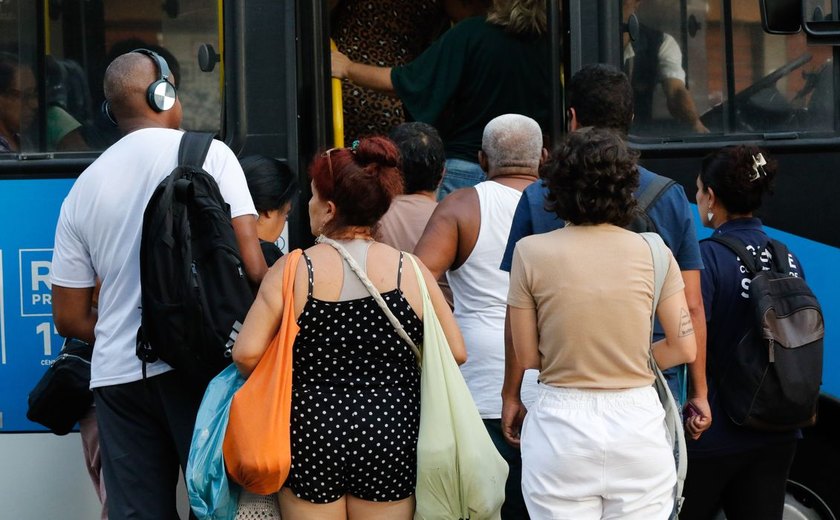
[223,248,302,494]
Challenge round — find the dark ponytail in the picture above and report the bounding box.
[699,145,776,215]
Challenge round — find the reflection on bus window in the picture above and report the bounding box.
[622,0,708,135]
[0,52,37,153]
[624,0,836,139]
[0,0,222,157]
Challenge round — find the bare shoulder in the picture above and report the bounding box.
[435,186,478,219]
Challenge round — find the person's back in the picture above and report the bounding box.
[330,0,446,142]
[682,146,800,520]
[415,113,543,519]
[448,181,525,408]
[51,50,265,520]
[507,128,695,519]
[232,137,465,520]
[501,165,697,270]
[499,66,709,456]
[394,16,550,163]
[56,128,254,385]
[378,122,445,252]
[331,1,551,197]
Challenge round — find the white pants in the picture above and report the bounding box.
[521,385,675,520]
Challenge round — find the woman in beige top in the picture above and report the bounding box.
[507,128,696,520]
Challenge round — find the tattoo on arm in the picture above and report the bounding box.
[679,308,694,337]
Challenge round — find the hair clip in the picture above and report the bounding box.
[350,139,360,153]
[749,153,767,182]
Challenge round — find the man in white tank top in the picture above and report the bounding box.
[414,114,545,519]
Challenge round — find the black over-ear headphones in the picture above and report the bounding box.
[102,48,177,126]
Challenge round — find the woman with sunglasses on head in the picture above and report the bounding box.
[232,136,466,520]
[680,146,801,520]
[241,155,300,267]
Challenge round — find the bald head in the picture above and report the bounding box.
[481,114,543,172]
[103,51,180,128]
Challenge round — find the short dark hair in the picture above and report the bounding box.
[388,122,445,194]
[240,155,299,214]
[568,64,634,134]
[309,136,404,230]
[106,39,181,88]
[543,127,640,226]
[699,145,777,215]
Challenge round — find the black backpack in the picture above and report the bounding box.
[625,173,676,233]
[137,132,255,384]
[707,235,824,431]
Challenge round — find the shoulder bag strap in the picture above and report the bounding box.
[316,236,421,362]
[641,232,668,342]
[641,231,688,512]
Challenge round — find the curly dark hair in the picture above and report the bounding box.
[699,145,777,215]
[543,127,640,226]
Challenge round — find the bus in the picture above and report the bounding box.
[0,0,836,517]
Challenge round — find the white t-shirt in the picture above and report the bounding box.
[51,128,256,388]
[447,181,538,418]
[623,32,686,83]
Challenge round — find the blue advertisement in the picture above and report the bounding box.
[0,179,74,431]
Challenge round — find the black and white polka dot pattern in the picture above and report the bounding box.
[285,253,422,503]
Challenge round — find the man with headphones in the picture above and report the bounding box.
[50,50,267,520]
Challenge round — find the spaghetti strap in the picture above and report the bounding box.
[397,252,404,289]
[302,252,314,298]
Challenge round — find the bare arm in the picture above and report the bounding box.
[232,214,268,287]
[331,50,396,94]
[231,257,286,377]
[416,257,466,364]
[502,306,528,447]
[52,285,97,344]
[663,78,709,133]
[509,306,540,369]
[414,203,459,279]
[652,289,697,370]
[682,269,712,438]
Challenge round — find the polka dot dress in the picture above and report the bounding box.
[285,253,423,503]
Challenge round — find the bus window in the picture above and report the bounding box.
[622,0,836,139]
[0,2,39,155]
[0,0,222,157]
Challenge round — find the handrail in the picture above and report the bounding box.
[330,39,344,147]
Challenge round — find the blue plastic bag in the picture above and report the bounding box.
[187,363,245,520]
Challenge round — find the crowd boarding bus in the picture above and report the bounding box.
[0,0,836,518]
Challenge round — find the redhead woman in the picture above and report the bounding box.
[232,136,466,520]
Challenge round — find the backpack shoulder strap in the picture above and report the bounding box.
[637,174,677,214]
[178,132,215,170]
[765,238,792,273]
[706,234,761,274]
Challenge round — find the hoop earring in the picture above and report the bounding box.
[278,236,286,251]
